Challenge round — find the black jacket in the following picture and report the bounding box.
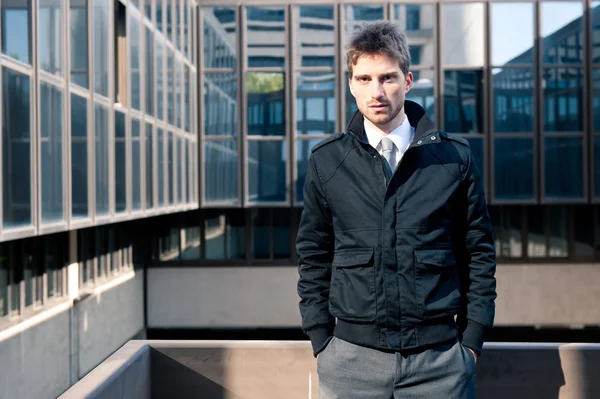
[296,100,497,357]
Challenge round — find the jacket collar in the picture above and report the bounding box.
[346,100,438,147]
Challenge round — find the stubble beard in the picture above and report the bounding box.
[364,101,404,132]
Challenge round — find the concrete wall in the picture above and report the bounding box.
[147,267,301,328]
[0,270,145,399]
[147,264,600,329]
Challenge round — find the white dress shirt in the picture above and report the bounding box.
[364,115,415,171]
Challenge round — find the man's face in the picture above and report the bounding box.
[348,53,413,132]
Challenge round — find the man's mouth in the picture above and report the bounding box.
[369,104,388,111]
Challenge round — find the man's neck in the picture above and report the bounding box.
[364,111,406,136]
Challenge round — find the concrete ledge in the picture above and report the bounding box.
[59,341,600,399]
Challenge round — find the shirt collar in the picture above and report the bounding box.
[364,115,414,152]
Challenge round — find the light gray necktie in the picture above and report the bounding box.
[380,137,395,177]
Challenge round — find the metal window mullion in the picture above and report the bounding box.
[32,0,40,236]
[284,4,291,206]
[585,0,594,202]
[109,0,116,218]
[241,5,248,207]
[483,1,491,200]
[435,1,443,130]
[535,1,543,204]
[65,0,73,229]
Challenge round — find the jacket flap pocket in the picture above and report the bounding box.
[415,248,455,267]
[332,249,374,268]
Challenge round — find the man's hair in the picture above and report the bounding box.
[347,21,411,77]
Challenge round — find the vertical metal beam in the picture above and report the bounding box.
[535,1,543,204]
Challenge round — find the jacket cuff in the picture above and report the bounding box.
[461,320,487,355]
[307,327,333,357]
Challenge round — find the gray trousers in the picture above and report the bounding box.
[317,337,476,399]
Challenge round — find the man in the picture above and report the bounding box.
[296,21,496,398]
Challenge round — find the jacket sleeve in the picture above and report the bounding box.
[296,154,335,357]
[459,148,497,355]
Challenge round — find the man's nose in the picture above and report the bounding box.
[370,81,385,100]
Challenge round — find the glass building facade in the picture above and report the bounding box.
[0,0,197,324]
[188,1,599,266]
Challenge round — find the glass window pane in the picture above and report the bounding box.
[146,124,154,208]
[184,66,190,131]
[40,83,64,223]
[203,7,236,69]
[144,0,151,20]
[93,0,109,96]
[251,209,270,259]
[145,27,154,116]
[3,69,31,228]
[488,206,502,256]
[168,132,174,205]
[158,128,165,206]
[295,6,334,68]
[39,0,62,75]
[246,6,285,68]
[541,2,583,65]
[248,140,287,202]
[166,0,172,41]
[2,0,31,64]
[204,73,237,137]
[176,59,182,128]
[0,244,8,317]
[406,69,435,120]
[543,68,583,132]
[296,139,323,203]
[593,2,600,63]
[247,72,285,136]
[393,4,435,66]
[501,207,522,258]
[494,138,534,201]
[205,210,225,260]
[184,1,189,58]
[181,224,200,260]
[296,72,335,135]
[491,3,533,66]
[595,136,600,199]
[493,68,534,132]
[528,207,546,257]
[466,137,484,183]
[273,209,291,259]
[226,209,245,259]
[574,206,594,258]
[156,38,164,120]
[442,3,484,66]
[344,5,384,48]
[444,70,484,133]
[70,0,88,87]
[132,119,141,210]
[593,69,600,132]
[115,112,126,213]
[544,137,584,199]
[167,50,174,125]
[95,103,109,216]
[548,206,568,258]
[178,137,183,203]
[131,15,141,111]
[159,226,179,261]
[185,139,190,203]
[72,94,88,219]
[156,0,162,32]
[205,140,238,203]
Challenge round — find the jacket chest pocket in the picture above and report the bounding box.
[414,248,461,319]
[330,248,376,322]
